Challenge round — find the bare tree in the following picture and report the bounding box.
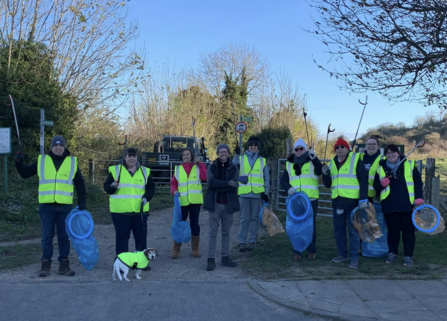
[310,0,447,109]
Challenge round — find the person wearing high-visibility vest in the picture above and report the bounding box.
[104,148,155,259]
[280,137,323,262]
[170,147,207,259]
[14,135,86,278]
[373,144,423,267]
[322,137,368,269]
[233,136,270,252]
[360,135,386,203]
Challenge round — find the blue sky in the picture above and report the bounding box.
[127,0,439,138]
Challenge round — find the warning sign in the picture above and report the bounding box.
[235,122,247,134]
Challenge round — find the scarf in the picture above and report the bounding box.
[293,152,309,165]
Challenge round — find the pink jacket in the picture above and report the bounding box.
[170,162,207,195]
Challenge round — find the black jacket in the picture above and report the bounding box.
[103,162,155,215]
[373,157,423,214]
[15,150,86,209]
[322,152,369,209]
[203,159,240,214]
[280,153,323,193]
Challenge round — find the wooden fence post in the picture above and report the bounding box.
[424,158,435,204]
[431,176,440,209]
[286,138,293,156]
[89,159,95,184]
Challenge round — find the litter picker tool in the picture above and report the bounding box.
[386,141,425,178]
[323,124,335,162]
[231,99,239,145]
[303,108,310,147]
[352,95,368,152]
[9,95,23,153]
[191,116,198,154]
[116,135,127,184]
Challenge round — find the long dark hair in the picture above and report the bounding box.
[181,147,196,163]
[123,147,137,168]
[384,144,400,156]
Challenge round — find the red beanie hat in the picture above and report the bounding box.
[334,138,350,152]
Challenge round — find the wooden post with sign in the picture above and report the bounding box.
[424,158,435,204]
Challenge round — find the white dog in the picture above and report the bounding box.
[112,248,158,281]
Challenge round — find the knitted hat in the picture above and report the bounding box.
[51,135,66,148]
[247,136,260,146]
[293,138,307,151]
[334,138,350,152]
[216,143,230,155]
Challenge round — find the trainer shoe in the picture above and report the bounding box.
[385,253,397,264]
[247,243,256,251]
[331,255,349,263]
[293,254,302,262]
[239,243,247,252]
[403,256,413,267]
[221,256,237,267]
[349,258,359,269]
[307,253,316,260]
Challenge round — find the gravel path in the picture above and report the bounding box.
[0,207,268,282]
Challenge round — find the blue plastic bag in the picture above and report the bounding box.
[170,195,191,243]
[65,208,99,270]
[361,204,388,257]
[285,192,314,253]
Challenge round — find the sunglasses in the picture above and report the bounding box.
[294,147,305,152]
[335,145,346,150]
[249,143,258,147]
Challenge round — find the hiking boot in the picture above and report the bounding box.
[247,243,256,251]
[349,258,359,269]
[332,255,349,263]
[403,256,413,267]
[293,254,302,262]
[239,243,247,252]
[39,259,51,277]
[385,253,397,264]
[171,240,182,259]
[58,259,75,276]
[221,256,237,267]
[307,253,316,260]
[206,258,216,271]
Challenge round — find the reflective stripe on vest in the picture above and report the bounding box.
[377,160,415,204]
[238,155,266,195]
[38,155,77,204]
[109,165,150,213]
[329,153,360,199]
[286,161,319,198]
[361,153,386,198]
[174,165,204,206]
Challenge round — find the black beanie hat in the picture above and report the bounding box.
[246,136,260,146]
[51,135,66,148]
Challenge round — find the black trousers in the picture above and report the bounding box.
[111,213,147,256]
[181,203,201,236]
[384,211,415,257]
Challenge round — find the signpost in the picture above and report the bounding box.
[0,127,11,192]
[241,116,253,122]
[236,118,248,153]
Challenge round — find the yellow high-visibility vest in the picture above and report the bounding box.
[117,252,149,269]
[109,165,150,213]
[360,153,386,198]
[286,161,319,198]
[174,165,204,206]
[377,160,415,204]
[37,155,77,204]
[329,153,361,199]
[238,155,266,195]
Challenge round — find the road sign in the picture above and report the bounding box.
[0,127,11,154]
[235,122,247,134]
[241,116,253,122]
[43,120,54,126]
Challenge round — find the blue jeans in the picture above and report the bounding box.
[38,203,72,262]
[238,197,262,244]
[111,213,147,256]
[333,207,360,259]
[293,200,318,255]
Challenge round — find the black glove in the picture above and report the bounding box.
[261,193,269,203]
[14,152,23,163]
[293,164,301,176]
[234,146,241,155]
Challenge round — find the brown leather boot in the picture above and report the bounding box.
[58,259,75,276]
[171,240,182,259]
[191,235,200,258]
[39,259,51,277]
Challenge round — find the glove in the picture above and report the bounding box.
[308,148,316,160]
[381,177,390,187]
[359,199,369,209]
[173,190,179,196]
[293,164,301,176]
[14,152,24,163]
[261,193,269,203]
[322,165,330,176]
[228,180,238,187]
[414,198,424,206]
[238,176,249,184]
[141,198,148,205]
[234,146,241,155]
[111,181,119,188]
[288,187,296,196]
[193,156,201,164]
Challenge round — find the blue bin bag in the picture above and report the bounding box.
[170,195,192,243]
[285,192,314,253]
[259,201,270,226]
[65,208,99,271]
[361,204,389,257]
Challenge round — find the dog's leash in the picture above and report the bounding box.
[140,201,147,232]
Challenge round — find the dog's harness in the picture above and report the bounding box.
[117,251,149,269]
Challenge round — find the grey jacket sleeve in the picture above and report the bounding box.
[232,154,241,166]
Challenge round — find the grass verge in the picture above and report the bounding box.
[242,214,447,280]
[0,243,41,270]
